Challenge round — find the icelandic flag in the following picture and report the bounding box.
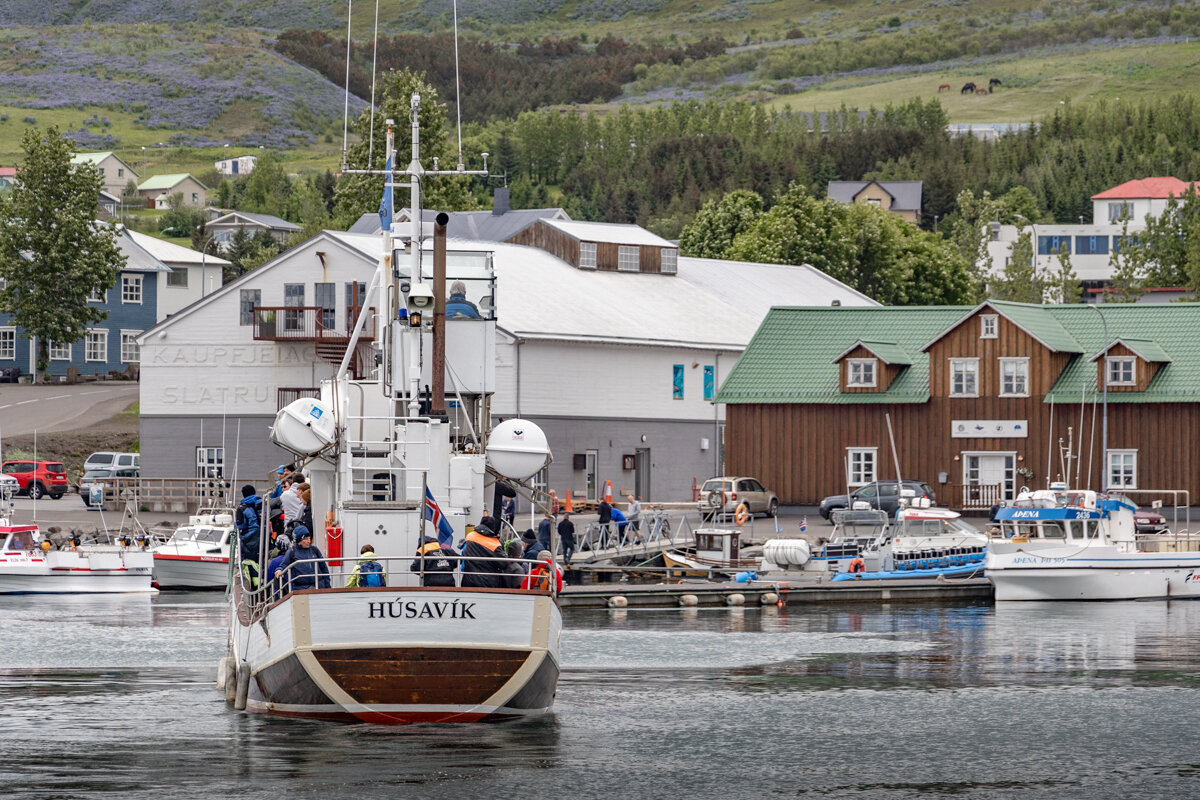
[377,153,394,232]
[425,486,455,546]
[799,517,808,532]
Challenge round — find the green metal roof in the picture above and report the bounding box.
[1089,337,1172,363]
[718,306,970,404]
[138,173,195,191]
[719,303,1200,405]
[833,340,912,366]
[70,151,115,164]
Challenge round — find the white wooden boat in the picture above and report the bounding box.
[152,510,233,589]
[224,106,561,724]
[985,486,1200,601]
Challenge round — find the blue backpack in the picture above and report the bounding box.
[359,560,384,587]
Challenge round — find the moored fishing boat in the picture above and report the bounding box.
[985,485,1200,601]
[151,509,233,589]
[223,104,561,724]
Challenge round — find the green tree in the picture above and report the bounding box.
[1048,242,1081,304]
[992,230,1042,302]
[160,192,204,238]
[1108,209,1145,303]
[678,189,764,258]
[242,152,292,218]
[0,126,124,380]
[333,69,475,228]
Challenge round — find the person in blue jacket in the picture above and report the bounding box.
[273,525,330,593]
[445,280,481,319]
[610,506,628,545]
[236,484,264,572]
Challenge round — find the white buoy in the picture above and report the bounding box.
[224,658,237,702]
[217,656,233,691]
[726,593,745,606]
[679,594,699,607]
[234,662,251,710]
[608,595,628,608]
[760,592,778,605]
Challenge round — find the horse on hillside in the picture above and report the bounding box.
[989,77,1002,93]
[938,83,951,92]
[961,82,976,94]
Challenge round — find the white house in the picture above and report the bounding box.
[214,154,258,177]
[70,152,138,197]
[207,211,301,251]
[984,176,1199,300]
[123,230,229,320]
[137,225,876,500]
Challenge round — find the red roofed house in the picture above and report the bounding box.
[0,166,16,191]
[1091,176,1198,225]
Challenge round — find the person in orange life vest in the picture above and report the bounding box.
[461,516,504,588]
[410,537,457,587]
[521,550,563,592]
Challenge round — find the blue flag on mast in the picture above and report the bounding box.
[425,486,455,546]
[377,153,394,232]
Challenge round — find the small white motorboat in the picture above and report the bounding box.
[151,509,234,589]
[0,513,155,595]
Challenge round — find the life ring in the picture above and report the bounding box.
[848,557,866,574]
[734,503,749,526]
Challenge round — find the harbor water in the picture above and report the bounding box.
[3,594,1200,799]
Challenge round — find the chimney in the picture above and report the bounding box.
[492,187,510,216]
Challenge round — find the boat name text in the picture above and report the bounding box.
[1012,556,1067,564]
[368,599,477,619]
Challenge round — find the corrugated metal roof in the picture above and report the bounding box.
[210,211,300,231]
[719,303,1200,405]
[540,218,675,247]
[350,207,570,241]
[126,229,230,266]
[718,307,968,404]
[919,301,1083,354]
[70,152,114,164]
[832,340,912,365]
[138,173,195,191]
[1090,337,1172,363]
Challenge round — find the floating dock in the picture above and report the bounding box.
[557,574,993,609]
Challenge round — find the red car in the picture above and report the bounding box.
[1,460,69,499]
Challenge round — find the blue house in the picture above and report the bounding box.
[0,228,168,380]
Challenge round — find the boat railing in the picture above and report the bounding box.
[1135,529,1200,552]
[575,510,691,557]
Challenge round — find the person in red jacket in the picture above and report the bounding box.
[520,550,563,592]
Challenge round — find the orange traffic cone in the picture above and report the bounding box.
[563,490,573,513]
[604,481,613,503]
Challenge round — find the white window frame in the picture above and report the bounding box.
[88,286,104,303]
[1106,356,1136,387]
[196,446,225,479]
[0,327,13,360]
[949,358,979,397]
[166,267,188,288]
[999,357,1029,397]
[847,447,877,486]
[980,314,998,339]
[48,341,71,361]
[1108,201,1132,223]
[121,274,142,304]
[85,328,107,362]
[617,245,640,272]
[120,330,141,363]
[579,242,597,269]
[660,248,678,274]
[1107,449,1137,490]
[847,358,877,388]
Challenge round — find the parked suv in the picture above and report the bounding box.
[80,467,139,508]
[699,476,779,519]
[1,460,70,499]
[819,479,937,519]
[83,452,140,472]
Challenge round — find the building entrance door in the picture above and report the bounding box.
[585,450,598,502]
[635,448,651,501]
[962,452,1016,508]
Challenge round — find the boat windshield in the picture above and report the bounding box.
[896,517,981,537]
[193,527,225,545]
[4,531,35,550]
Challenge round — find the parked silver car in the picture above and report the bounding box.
[699,476,779,519]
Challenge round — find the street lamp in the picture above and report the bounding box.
[1089,303,1109,490]
[200,234,217,297]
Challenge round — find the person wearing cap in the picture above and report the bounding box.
[557,511,576,566]
[461,516,503,588]
[410,536,458,587]
[273,525,330,593]
[445,280,481,319]
[520,550,563,592]
[236,484,264,584]
[520,528,540,560]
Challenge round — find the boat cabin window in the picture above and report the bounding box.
[4,531,35,550]
[1007,521,1040,539]
[194,527,224,544]
[897,517,979,537]
[1039,521,1067,539]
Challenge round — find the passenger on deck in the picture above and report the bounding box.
[521,550,563,592]
[236,484,264,584]
[521,529,541,559]
[347,544,388,587]
[537,511,554,553]
[410,536,458,587]
[503,539,527,589]
[445,280,481,319]
[273,525,330,592]
[460,516,504,588]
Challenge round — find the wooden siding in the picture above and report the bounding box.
[1096,342,1159,392]
[726,400,1200,506]
[728,311,1197,505]
[506,221,581,267]
[837,345,898,393]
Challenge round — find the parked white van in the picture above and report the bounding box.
[83,452,140,472]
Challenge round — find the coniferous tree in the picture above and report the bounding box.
[1108,209,1145,303]
[0,126,124,381]
[993,230,1042,303]
[1049,242,1082,304]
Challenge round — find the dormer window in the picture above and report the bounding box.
[980,314,998,339]
[579,242,597,269]
[1107,356,1136,387]
[660,248,677,274]
[617,245,639,272]
[847,358,877,387]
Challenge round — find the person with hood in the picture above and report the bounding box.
[521,550,563,592]
[461,516,504,588]
[347,544,388,588]
[521,529,540,559]
[236,484,264,582]
[502,538,527,589]
[273,525,330,593]
[410,536,458,587]
[610,505,628,545]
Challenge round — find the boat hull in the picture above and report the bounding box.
[986,546,1200,601]
[233,587,562,723]
[153,554,230,589]
[0,549,155,594]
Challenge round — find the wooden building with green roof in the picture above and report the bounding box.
[717,301,1200,508]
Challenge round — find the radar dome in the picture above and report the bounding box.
[487,419,551,480]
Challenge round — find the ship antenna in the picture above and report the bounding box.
[340,0,354,172]
[367,0,381,169]
[453,0,464,167]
